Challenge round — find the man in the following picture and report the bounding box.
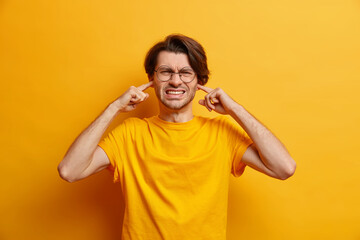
[58,34,296,239]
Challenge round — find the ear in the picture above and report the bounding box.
[197,77,204,86]
[196,80,203,91]
[148,74,154,82]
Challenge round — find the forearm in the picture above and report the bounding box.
[229,104,296,176]
[58,103,119,181]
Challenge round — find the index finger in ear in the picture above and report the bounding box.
[197,84,213,93]
[137,81,153,91]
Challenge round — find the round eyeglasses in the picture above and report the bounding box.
[154,66,196,83]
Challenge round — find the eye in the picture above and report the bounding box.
[180,71,193,76]
[160,70,172,75]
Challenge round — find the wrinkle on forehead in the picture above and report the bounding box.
[156,51,192,71]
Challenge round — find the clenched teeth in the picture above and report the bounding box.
[166,90,185,94]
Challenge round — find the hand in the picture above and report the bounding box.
[112,81,153,112]
[197,84,237,115]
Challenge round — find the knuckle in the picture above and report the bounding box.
[130,86,139,93]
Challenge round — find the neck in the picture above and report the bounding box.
[158,102,194,123]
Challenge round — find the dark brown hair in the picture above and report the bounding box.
[144,34,210,85]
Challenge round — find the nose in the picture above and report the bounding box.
[168,73,183,87]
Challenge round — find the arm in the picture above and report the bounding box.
[57,82,153,183]
[197,85,296,180]
[229,104,296,180]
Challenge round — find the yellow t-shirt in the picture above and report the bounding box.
[98,115,253,240]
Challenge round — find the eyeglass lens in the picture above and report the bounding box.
[156,67,195,82]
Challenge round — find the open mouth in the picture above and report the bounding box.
[165,89,186,99]
[166,90,185,95]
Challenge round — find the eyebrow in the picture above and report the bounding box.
[158,65,193,71]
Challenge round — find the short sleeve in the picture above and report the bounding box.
[220,116,253,177]
[97,123,126,183]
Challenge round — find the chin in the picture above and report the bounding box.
[162,100,190,110]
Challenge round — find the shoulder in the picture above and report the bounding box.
[123,117,148,125]
[202,116,247,136]
[197,115,233,126]
[194,115,237,133]
[112,117,150,133]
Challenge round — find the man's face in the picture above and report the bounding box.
[151,51,198,110]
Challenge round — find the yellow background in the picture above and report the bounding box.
[1,0,359,239]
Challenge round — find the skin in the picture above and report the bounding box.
[117,51,296,180]
[58,50,296,183]
[102,51,246,122]
[151,51,198,123]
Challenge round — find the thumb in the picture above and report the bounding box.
[198,99,205,106]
